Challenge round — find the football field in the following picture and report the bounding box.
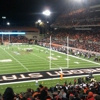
[0,44,100,75]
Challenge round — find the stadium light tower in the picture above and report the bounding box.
[7,22,10,25]
[38,19,41,23]
[42,9,51,16]
[2,16,6,19]
[42,9,51,35]
[2,16,6,26]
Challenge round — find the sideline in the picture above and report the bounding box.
[35,45,100,66]
[0,73,100,86]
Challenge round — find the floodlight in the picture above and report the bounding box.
[2,16,6,19]
[42,10,51,16]
[7,22,10,25]
[38,19,41,23]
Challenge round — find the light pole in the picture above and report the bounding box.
[36,19,42,31]
[42,9,51,35]
[6,22,10,43]
[2,16,6,26]
[1,16,6,44]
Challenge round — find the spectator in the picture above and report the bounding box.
[94,95,100,100]
[3,87,14,100]
[85,91,94,100]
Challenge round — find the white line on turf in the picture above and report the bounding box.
[0,47,30,72]
[35,45,100,66]
[31,52,60,68]
[0,73,99,86]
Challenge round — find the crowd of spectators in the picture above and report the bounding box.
[42,30,100,53]
[52,6,100,27]
[1,79,100,100]
[0,35,29,44]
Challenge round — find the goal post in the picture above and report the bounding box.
[49,35,52,69]
[49,36,69,70]
[66,36,69,69]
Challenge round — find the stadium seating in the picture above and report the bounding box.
[0,35,29,44]
[41,30,100,53]
[51,3,100,27]
[2,79,100,100]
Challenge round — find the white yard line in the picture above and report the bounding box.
[31,52,60,68]
[0,47,30,72]
[35,45,100,66]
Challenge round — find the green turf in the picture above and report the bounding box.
[0,44,100,93]
[0,75,100,94]
[0,45,99,74]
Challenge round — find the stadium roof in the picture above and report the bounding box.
[0,27,39,32]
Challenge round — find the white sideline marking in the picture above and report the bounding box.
[36,45,100,66]
[69,55,100,65]
[0,73,99,86]
[0,47,29,72]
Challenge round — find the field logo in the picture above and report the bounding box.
[0,67,100,83]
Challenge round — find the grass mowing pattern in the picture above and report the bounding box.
[0,45,100,93]
[0,45,99,74]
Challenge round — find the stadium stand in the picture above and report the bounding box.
[1,1,100,100]
[39,2,100,62]
[52,6,100,27]
[39,29,100,53]
[0,35,29,43]
[1,79,100,100]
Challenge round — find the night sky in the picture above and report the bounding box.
[0,0,99,27]
[0,0,68,26]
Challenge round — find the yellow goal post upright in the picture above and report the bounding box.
[49,36,69,70]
